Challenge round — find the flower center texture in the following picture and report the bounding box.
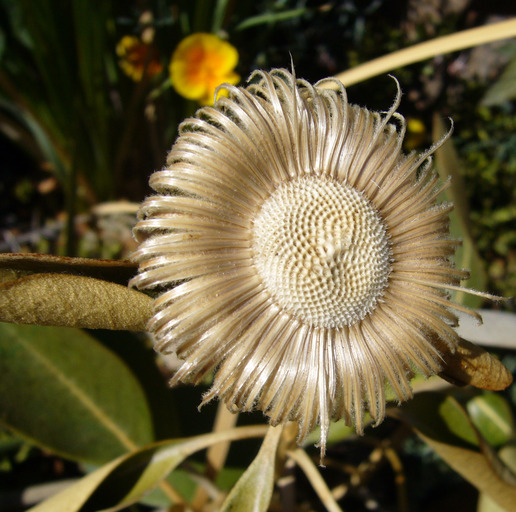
[252,175,392,328]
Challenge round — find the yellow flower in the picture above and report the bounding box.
[404,118,427,150]
[131,69,511,456]
[170,33,240,105]
[116,35,163,82]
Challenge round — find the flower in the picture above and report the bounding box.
[170,33,239,105]
[404,118,427,150]
[116,35,163,82]
[131,69,509,455]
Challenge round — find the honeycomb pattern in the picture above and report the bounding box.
[252,176,391,328]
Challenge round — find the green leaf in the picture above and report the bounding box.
[235,8,307,31]
[0,324,154,464]
[212,0,231,33]
[304,418,356,447]
[27,425,268,512]
[220,425,283,512]
[467,393,514,447]
[390,392,516,511]
[481,55,516,107]
[0,97,70,184]
[138,469,198,507]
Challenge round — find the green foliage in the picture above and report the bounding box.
[0,0,116,195]
[391,392,516,512]
[219,426,282,512]
[0,324,154,464]
[455,105,516,298]
[467,392,515,448]
[26,426,267,512]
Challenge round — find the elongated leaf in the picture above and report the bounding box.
[0,323,153,464]
[479,444,516,512]
[456,310,516,349]
[220,425,283,512]
[467,393,514,447]
[482,55,516,106]
[235,8,307,31]
[28,425,268,512]
[0,96,70,183]
[0,253,138,285]
[389,392,516,511]
[330,19,516,87]
[212,0,231,32]
[0,273,152,331]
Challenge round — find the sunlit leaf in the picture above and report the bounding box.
[219,425,283,512]
[456,310,516,349]
[0,323,153,464]
[27,425,268,512]
[438,337,513,391]
[467,393,514,447]
[390,392,516,511]
[478,444,516,512]
[330,18,516,86]
[304,418,356,447]
[0,273,152,331]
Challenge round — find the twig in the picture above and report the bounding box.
[190,403,239,511]
[287,448,345,512]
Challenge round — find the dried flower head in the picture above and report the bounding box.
[131,69,501,454]
[170,33,239,106]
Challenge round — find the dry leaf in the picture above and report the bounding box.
[0,253,138,285]
[439,337,513,391]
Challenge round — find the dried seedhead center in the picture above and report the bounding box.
[132,68,496,454]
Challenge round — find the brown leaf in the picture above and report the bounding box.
[439,337,513,391]
[0,273,153,331]
[0,253,138,285]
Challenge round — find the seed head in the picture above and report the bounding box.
[132,68,493,455]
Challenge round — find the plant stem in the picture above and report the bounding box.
[190,403,239,510]
[64,159,77,256]
[287,448,345,512]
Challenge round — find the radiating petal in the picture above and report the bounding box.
[132,68,510,458]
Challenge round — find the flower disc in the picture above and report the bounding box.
[131,68,487,456]
[252,175,391,328]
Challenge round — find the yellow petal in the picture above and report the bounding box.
[170,33,239,103]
